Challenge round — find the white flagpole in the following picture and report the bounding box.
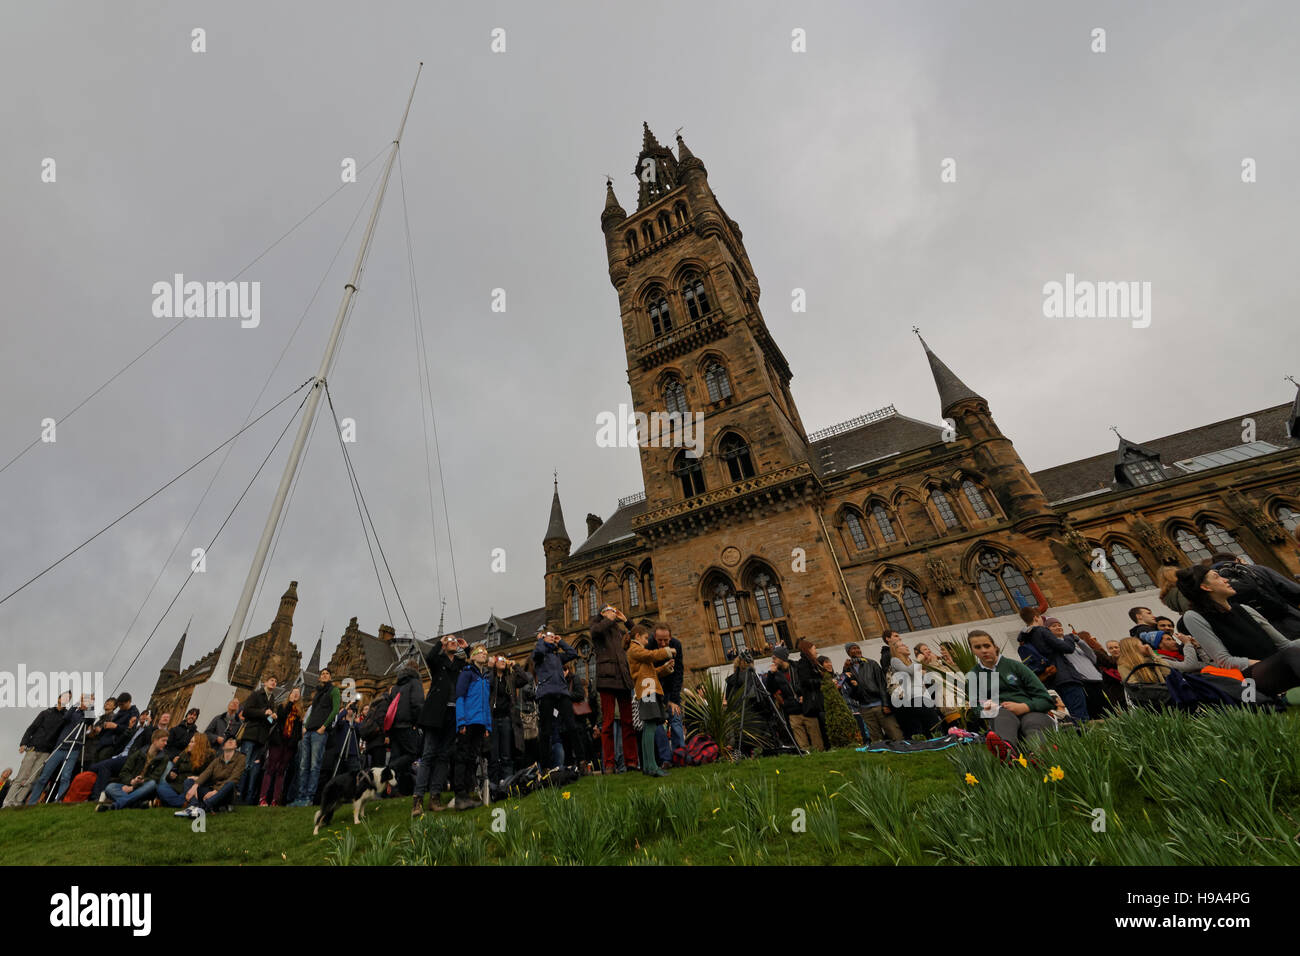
[187,64,423,718]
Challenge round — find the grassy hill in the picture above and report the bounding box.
[2,707,1296,865]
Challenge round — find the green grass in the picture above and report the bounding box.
[3,708,1297,865]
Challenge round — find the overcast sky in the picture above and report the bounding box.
[2,0,1298,751]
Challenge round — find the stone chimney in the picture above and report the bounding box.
[378,624,396,642]
[586,513,604,536]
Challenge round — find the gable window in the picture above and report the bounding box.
[975,549,1033,617]
[648,289,672,338]
[711,580,747,661]
[1108,543,1154,591]
[962,480,994,519]
[1124,459,1165,486]
[871,504,897,543]
[1202,522,1251,563]
[719,432,756,482]
[930,489,960,529]
[681,272,710,320]
[751,570,791,650]
[1174,528,1210,563]
[1277,505,1300,533]
[704,362,732,402]
[845,512,869,550]
[674,451,706,497]
[664,379,688,417]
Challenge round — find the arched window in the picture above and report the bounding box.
[1174,528,1210,563]
[643,563,657,602]
[719,432,756,482]
[1202,522,1251,563]
[1107,543,1154,591]
[710,579,747,661]
[681,271,710,319]
[587,583,599,618]
[962,480,994,519]
[930,489,960,529]
[648,288,672,337]
[664,379,687,417]
[871,504,897,543]
[625,230,638,254]
[751,570,791,650]
[1276,505,1300,533]
[878,573,933,633]
[703,362,732,402]
[674,451,706,497]
[626,572,640,608]
[974,549,1033,617]
[642,222,655,245]
[674,201,688,227]
[569,588,580,623]
[844,511,869,550]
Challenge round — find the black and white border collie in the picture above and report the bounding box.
[313,766,395,835]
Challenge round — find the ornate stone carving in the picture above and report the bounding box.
[926,556,957,595]
[1129,514,1180,564]
[1223,489,1286,544]
[1059,515,1093,561]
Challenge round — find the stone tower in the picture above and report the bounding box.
[604,125,856,666]
[542,477,571,629]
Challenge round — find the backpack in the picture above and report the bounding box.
[383,692,401,733]
[62,771,96,804]
[672,733,720,766]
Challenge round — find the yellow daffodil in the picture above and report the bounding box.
[964,773,978,786]
[562,791,571,799]
[1049,766,1065,782]
[1015,755,1028,768]
[1043,775,1050,783]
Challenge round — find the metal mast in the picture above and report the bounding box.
[187,64,423,718]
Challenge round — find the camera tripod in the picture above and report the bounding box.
[42,714,90,804]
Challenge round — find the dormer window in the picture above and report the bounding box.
[1123,459,1165,486]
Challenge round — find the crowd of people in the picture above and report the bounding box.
[3,550,1297,811]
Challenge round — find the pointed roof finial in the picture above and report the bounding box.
[915,330,985,415]
[545,473,570,544]
[642,121,661,149]
[161,628,187,673]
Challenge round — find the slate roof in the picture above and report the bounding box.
[1032,403,1300,505]
[571,497,650,558]
[811,411,946,476]
[448,606,550,649]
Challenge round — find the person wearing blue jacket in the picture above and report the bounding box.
[452,643,494,810]
[532,627,580,772]
[1018,607,1089,721]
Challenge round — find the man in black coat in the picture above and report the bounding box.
[412,635,466,817]
[205,698,242,748]
[237,676,276,804]
[385,661,426,790]
[4,691,69,807]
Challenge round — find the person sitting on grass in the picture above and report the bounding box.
[175,737,246,818]
[157,732,214,808]
[96,729,169,812]
[966,629,1055,761]
[1115,636,1169,684]
[1176,564,1300,697]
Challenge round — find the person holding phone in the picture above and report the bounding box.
[412,635,468,816]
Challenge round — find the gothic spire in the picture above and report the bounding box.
[161,628,187,674]
[602,177,626,226]
[914,330,985,416]
[544,474,570,545]
[634,122,679,210]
